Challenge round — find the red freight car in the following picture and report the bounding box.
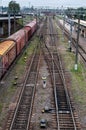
[25,19,37,35]
[0,19,37,79]
[23,26,32,41]
[0,40,16,78]
[8,29,26,55]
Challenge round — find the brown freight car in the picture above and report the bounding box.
[23,26,32,41]
[8,29,26,55]
[25,19,37,35]
[0,19,37,79]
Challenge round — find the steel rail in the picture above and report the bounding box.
[43,17,78,130]
[54,52,77,130]
[9,45,40,130]
[43,43,77,129]
[27,44,41,130]
[50,18,77,130]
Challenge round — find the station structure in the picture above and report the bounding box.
[0,15,22,37]
[73,19,86,38]
[60,18,86,38]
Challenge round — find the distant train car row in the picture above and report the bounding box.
[65,18,74,26]
[0,19,37,79]
[65,18,86,37]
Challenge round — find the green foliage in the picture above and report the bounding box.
[8,0,20,14]
[65,7,86,20]
[57,15,63,19]
[7,85,16,93]
[17,19,23,26]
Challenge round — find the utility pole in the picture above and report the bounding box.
[1,0,3,14]
[74,18,80,70]
[63,14,65,39]
[62,6,65,41]
[36,8,38,26]
[69,21,73,52]
[14,13,16,32]
[8,13,11,36]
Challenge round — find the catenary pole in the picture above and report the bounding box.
[74,18,80,70]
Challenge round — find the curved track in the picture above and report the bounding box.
[42,16,81,130]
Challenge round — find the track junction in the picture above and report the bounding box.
[4,16,82,130]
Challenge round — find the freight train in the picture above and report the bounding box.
[0,19,37,79]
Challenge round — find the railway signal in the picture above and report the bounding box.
[8,13,11,36]
[42,76,46,88]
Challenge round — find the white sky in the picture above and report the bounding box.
[1,0,86,8]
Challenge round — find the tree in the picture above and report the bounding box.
[8,1,20,33]
[65,8,76,18]
[8,0,20,14]
[77,7,86,20]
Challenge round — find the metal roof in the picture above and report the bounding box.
[0,40,15,55]
[0,16,22,21]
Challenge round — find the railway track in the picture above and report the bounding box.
[28,18,58,130]
[65,28,86,63]
[4,16,81,130]
[42,16,81,129]
[42,44,80,129]
[4,44,40,130]
[57,19,86,64]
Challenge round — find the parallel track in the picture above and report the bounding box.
[5,44,40,130]
[42,44,80,129]
[57,19,86,64]
[42,16,81,130]
[5,16,81,130]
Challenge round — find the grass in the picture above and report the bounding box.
[17,15,34,26]
[17,19,23,26]
[7,84,16,94]
[56,15,63,20]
